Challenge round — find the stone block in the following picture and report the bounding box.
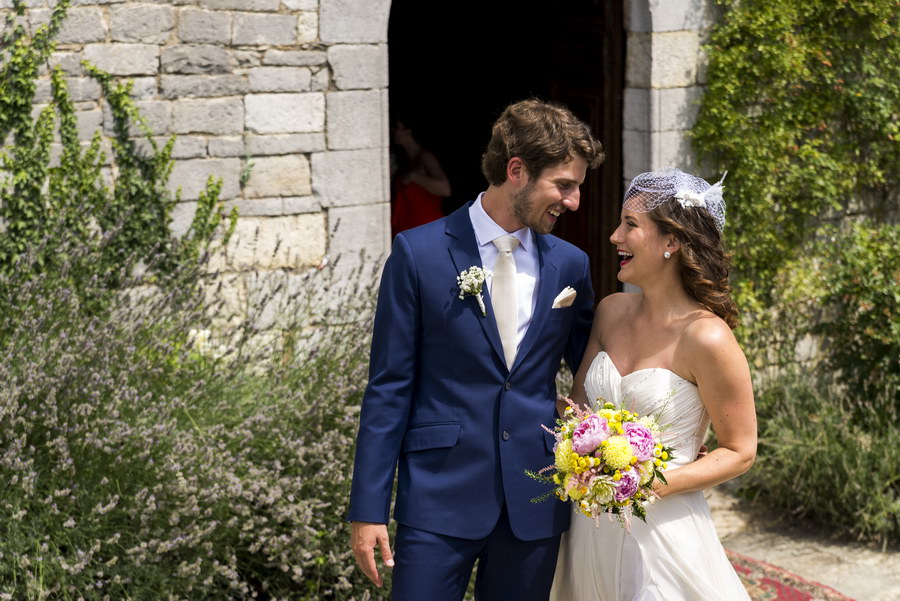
[130,77,158,99]
[161,45,231,75]
[245,93,325,134]
[283,196,321,214]
[653,130,696,172]
[199,0,280,10]
[649,0,716,33]
[311,66,330,91]
[328,44,388,90]
[160,75,248,99]
[171,136,208,159]
[173,98,244,135]
[624,88,650,132]
[262,49,326,66]
[208,136,245,157]
[58,7,107,43]
[655,86,703,131]
[297,11,318,45]
[625,32,651,89]
[233,13,297,46]
[243,154,311,198]
[624,0,651,33]
[320,0,389,44]
[65,77,102,102]
[232,50,262,68]
[622,129,650,180]
[83,44,159,76]
[177,8,231,45]
[72,0,125,4]
[168,157,241,200]
[76,109,103,141]
[326,89,386,150]
[216,213,327,271]
[171,201,198,237]
[110,4,174,44]
[312,148,387,207]
[283,0,318,9]
[103,100,172,136]
[248,67,312,93]
[50,52,83,75]
[246,133,326,155]
[327,203,390,266]
[651,32,700,88]
[222,197,285,217]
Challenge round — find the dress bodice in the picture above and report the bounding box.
[584,351,710,469]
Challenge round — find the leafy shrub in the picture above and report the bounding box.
[0,245,382,600]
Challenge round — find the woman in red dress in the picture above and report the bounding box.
[390,120,451,236]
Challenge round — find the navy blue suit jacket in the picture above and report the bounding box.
[348,203,594,541]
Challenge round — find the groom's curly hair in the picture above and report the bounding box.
[481,98,604,186]
[649,202,740,329]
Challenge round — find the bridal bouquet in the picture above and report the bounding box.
[528,398,675,529]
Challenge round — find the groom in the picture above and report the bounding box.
[349,99,604,600]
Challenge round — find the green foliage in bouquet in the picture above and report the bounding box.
[0,0,234,303]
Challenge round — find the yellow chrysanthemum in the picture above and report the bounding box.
[639,460,654,485]
[602,435,634,470]
[555,439,576,472]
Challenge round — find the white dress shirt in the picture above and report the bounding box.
[469,194,539,350]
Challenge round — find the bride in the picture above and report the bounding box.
[550,167,756,600]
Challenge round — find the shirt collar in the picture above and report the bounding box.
[470,193,534,252]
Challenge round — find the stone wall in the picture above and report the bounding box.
[622,0,718,184]
[3,0,393,320]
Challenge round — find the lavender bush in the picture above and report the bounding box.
[0,246,383,600]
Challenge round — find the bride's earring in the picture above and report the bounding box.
[663,251,672,259]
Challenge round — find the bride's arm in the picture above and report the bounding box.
[653,318,757,498]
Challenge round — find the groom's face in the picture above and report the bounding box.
[511,156,588,235]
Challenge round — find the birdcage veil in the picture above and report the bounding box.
[622,167,727,231]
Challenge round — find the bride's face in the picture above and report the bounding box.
[609,209,672,284]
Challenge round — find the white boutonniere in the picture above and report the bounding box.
[457,266,492,316]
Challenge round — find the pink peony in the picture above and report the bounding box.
[571,414,610,455]
[622,421,655,461]
[614,468,641,501]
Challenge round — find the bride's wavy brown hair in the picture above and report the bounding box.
[648,201,739,329]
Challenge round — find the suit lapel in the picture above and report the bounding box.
[445,205,507,367]
[510,233,558,373]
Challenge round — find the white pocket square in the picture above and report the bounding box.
[552,286,577,309]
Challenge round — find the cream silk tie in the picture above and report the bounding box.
[492,235,519,369]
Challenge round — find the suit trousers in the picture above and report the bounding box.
[391,505,562,601]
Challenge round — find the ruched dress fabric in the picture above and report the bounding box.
[391,180,444,235]
[550,351,751,601]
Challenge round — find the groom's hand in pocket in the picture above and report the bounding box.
[351,521,394,587]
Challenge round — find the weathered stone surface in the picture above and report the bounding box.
[625,32,651,88]
[651,32,700,88]
[130,77,158,99]
[625,0,652,34]
[173,98,244,135]
[170,136,208,159]
[243,154,311,198]
[649,0,717,33]
[311,66,330,91]
[327,203,390,266]
[297,11,318,45]
[83,44,159,76]
[283,0,318,10]
[160,45,231,75]
[328,44,387,90]
[57,7,107,43]
[245,93,324,134]
[326,89,385,150]
[248,67,311,93]
[208,136,244,157]
[233,13,297,46]
[246,133,325,155]
[624,88,650,132]
[34,77,102,104]
[654,130,695,171]
[177,8,231,45]
[622,129,649,180]
[71,0,126,5]
[222,197,284,217]
[168,157,241,200]
[199,0,280,10]
[76,109,103,141]
[655,86,703,131]
[170,201,197,237]
[232,50,262,67]
[160,74,248,99]
[320,0,389,44]
[50,52,83,75]
[110,4,174,44]
[312,148,387,207]
[216,213,326,271]
[103,100,172,136]
[283,195,321,214]
[262,49,326,66]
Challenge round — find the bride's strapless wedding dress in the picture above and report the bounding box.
[549,352,750,601]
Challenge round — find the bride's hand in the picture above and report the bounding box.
[696,445,709,460]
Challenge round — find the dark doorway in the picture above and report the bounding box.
[387,0,625,299]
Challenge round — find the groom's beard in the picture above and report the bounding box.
[512,179,554,234]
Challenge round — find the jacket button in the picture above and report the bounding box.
[504,381,511,390]
[502,431,510,441]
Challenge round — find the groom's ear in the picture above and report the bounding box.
[506,157,527,185]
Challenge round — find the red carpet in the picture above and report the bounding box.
[727,549,856,601]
